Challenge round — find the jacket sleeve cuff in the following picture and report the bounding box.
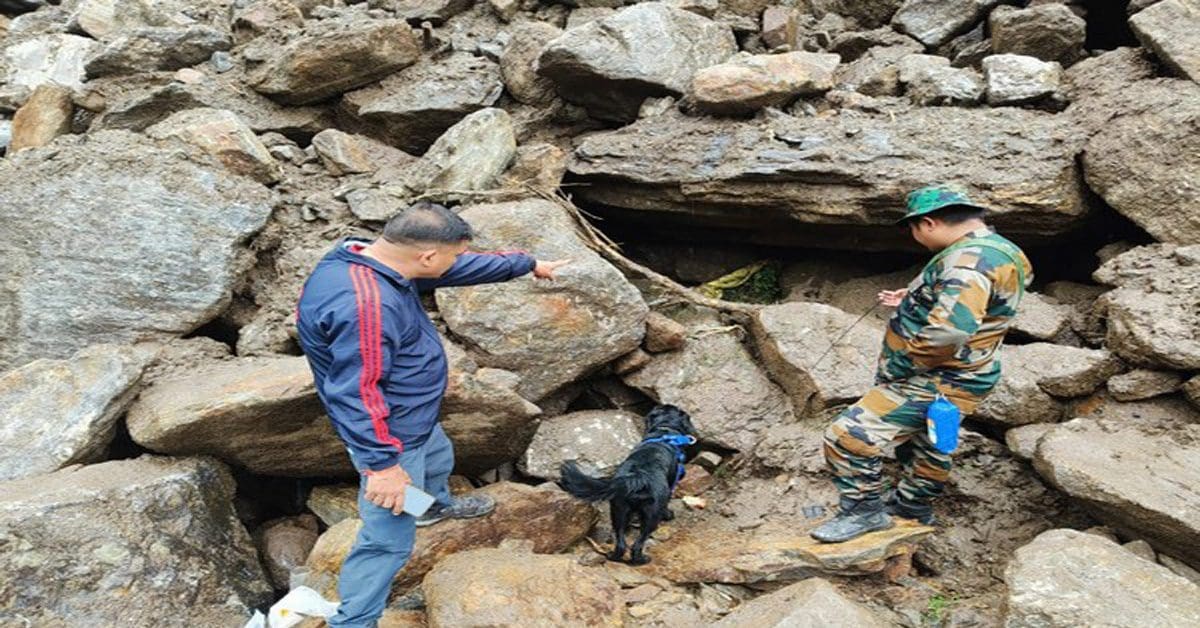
[362,454,402,473]
[517,254,537,277]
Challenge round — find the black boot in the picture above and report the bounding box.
[885,492,937,525]
[809,496,893,544]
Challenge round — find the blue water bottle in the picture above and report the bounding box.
[926,395,961,454]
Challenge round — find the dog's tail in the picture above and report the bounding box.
[558,461,618,502]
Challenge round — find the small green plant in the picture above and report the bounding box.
[923,594,955,626]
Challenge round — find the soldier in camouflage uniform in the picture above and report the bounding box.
[811,185,1033,543]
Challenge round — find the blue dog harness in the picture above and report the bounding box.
[641,434,697,494]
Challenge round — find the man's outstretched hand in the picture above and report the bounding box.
[533,259,571,280]
[365,464,412,516]
[877,289,908,307]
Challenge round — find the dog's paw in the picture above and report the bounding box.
[662,508,675,521]
[628,554,651,566]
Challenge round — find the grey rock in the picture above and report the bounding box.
[714,577,889,627]
[1005,423,1053,461]
[691,51,839,114]
[892,0,1001,48]
[907,65,985,105]
[2,33,98,92]
[306,484,358,527]
[0,456,273,625]
[256,515,320,590]
[989,3,1086,66]
[0,131,273,371]
[0,344,153,481]
[125,357,354,478]
[1094,244,1200,369]
[500,20,562,106]
[311,128,375,175]
[1108,369,1185,401]
[395,107,516,203]
[437,199,648,401]
[68,0,229,42]
[1160,554,1200,587]
[145,107,282,184]
[974,343,1120,427]
[983,53,1063,106]
[519,409,643,480]
[0,119,10,152]
[1124,539,1158,562]
[1012,291,1071,341]
[1186,375,1200,410]
[897,53,950,84]
[85,25,232,77]
[811,0,903,29]
[342,52,504,154]
[831,26,920,61]
[370,0,473,23]
[346,187,402,222]
[537,3,737,122]
[1005,529,1200,626]
[644,311,687,353]
[249,16,421,105]
[210,50,234,72]
[1033,420,1200,569]
[835,43,923,97]
[1131,0,1200,83]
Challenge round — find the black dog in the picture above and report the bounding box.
[558,404,697,565]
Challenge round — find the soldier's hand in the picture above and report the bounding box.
[533,259,571,280]
[877,289,908,307]
[364,464,412,516]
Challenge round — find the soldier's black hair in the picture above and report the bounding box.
[382,201,474,245]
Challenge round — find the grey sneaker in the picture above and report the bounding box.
[809,497,894,543]
[415,494,496,527]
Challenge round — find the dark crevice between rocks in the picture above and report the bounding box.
[1082,0,1139,50]
[106,416,150,462]
[232,469,315,531]
[184,318,241,352]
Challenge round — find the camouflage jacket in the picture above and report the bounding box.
[876,227,1033,403]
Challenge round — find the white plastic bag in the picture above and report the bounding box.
[243,586,339,628]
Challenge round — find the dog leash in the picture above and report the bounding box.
[641,434,697,494]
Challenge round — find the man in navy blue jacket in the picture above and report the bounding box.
[296,201,568,627]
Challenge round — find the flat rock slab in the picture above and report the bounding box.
[1130,0,1200,83]
[714,577,891,628]
[520,409,643,480]
[1094,244,1200,369]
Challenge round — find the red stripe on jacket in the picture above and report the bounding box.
[349,264,404,454]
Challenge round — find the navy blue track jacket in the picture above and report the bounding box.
[296,238,536,471]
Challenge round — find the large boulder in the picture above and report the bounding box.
[988,3,1086,66]
[537,3,737,121]
[84,25,231,77]
[982,53,1063,106]
[690,51,840,114]
[749,302,881,414]
[390,107,516,204]
[891,0,1001,48]
[1011,291,1071,342]
[125,357,354,478]
[422,546,624,627]
[567,107,1087,250]
[1130,0,1200,83]
[499,20,562,106]
[519,409,643,480]
[714,578,890,628]
[974,343,1121,427]
[2,34,98,93]
[1093,244,1200,369]
[0,456,272,626]
[1005,529,1200,627]
[341,52,503,154]
[145,107,282,184]
[436,199,648,401]
[1081,79,1200,245]
[0,344,153,481]
[1107,369,1184,401]
[0,130,273,371]
[304,482,595,594]
[248,16,421,105]
[1033,419,1200,568]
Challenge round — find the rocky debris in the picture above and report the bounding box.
[0,130,273,371]
[1107,369,1185,401]
[0,118,11,152]
[0,344,153,481]
[1011,291,1072,342]
[1005,423,1054,461]
[1033,419,1200,568]
[520,409,643,480]
[248,16,421,105]
[1161,553,1200,586]
[305,482,595,594]
[988,3,1086,66]
[422,546,624,627]
[436,199,648,401]
[392,107,516,203]
[84,26,231,78]
[812,0,903,30]
[649,518,932,584]
[892,0,1001,48]
[760,6,799,50]
[983,53,1063,106]
[0,456,272,625]
[1081,79,1200,245]
[537,3,737,121]
[1064,47,1157,107]
[145,107,281,184]
[311,128,376,175]
[714,578,890,628]
[644,311,687,353]
[690,51,839,114]
[1094,244,1200,369]
[974,343,1121,427]
[1005,529,1200,627]
[341,52,503,154]
[831,26,920,62]
[835,43,923,96]
[256,515,320,590]
[375,0,474,24]
[1130,0,1200,83]
[906,64,985,105]
[125,357,354,477]
[568,107,1088,250]
[499,20,562,106]
[1124,539,1158,562]
[7,82,71,152]
[2,33,98,94]
[750,302,880,414]
[1186,375,1200,409]
[306,484,358,527]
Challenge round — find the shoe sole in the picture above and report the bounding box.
[809,518,895,544]
[414,506,495,528]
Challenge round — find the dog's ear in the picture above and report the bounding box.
[644,405,664,431]
[679,410,697,436]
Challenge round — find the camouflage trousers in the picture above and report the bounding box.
[823,383,980,504]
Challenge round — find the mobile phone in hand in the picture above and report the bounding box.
[403,484,436,517]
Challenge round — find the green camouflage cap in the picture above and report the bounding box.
[898,185,989,224]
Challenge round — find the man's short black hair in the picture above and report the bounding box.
[905,204,986,227]
[382,201,474,246]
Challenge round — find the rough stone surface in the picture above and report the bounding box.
[146,107,281,184]
[714,578,890,627]
[2,34,98,92]
[749,302,881,414]
[85,25,232,77]
[644,311,687,353]
[257,515,319,590]
[499,20,562,106]
[1033,419,1200,568]
[0,344,153,481]
[125,357,354,477]
[423,547,624,628]
[520,409,643,480]
[394,107,516,203]
[305,482,596,594]
[311,128,376,175]
[1005,423,1054,461]
[436,199,648,401]
[974,343,1121,427]
[537,3,737,121]
[813,0,903,29]
[690,51,839,114]
[1185,375,1200,409]
[1012,291,1071,341]
[892,0,1001,48]
[1130,0,1200,83]
[306,484,358,528]
[342,52,503,154]
[249,16,421,105]
[906,64,985,105]
[983,53,1063,106]
[7,82,72,152]
[0,456,272,625]
[0,131,273,371]
[568,107,1088,250]
[989,4,1086,66]
[1108,369,1185,401]
[1005,529,1200,626]
[1094,244,1200,369]
[835,43,923,97]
